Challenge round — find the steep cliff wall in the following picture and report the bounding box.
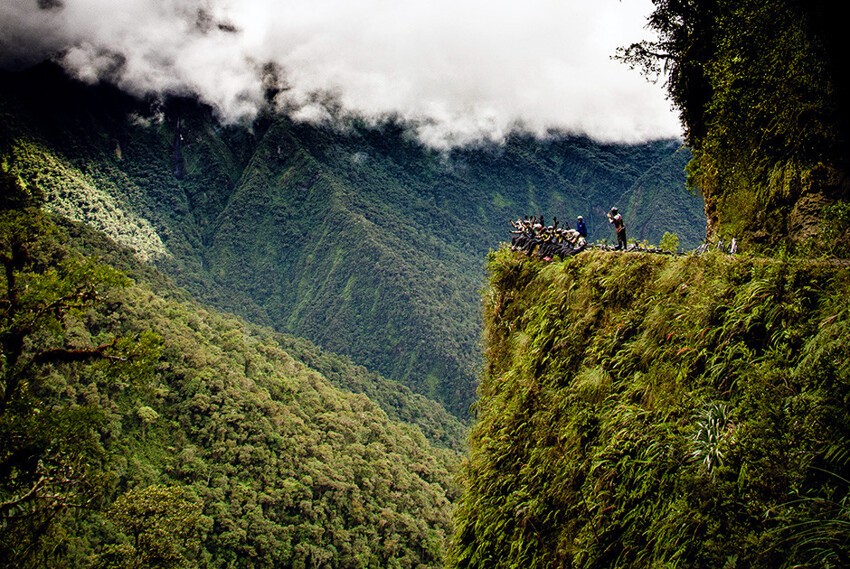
[624,0,850,254]
[450,248,850,568]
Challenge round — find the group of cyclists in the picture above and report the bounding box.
[509,215,590,260]
[509,208,680,260]
[509,210,737,260]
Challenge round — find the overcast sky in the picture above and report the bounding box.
[1,0,681,148]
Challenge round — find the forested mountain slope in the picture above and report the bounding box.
[449,247,850,568]
[63,214,469,453]
[0,63,703,417]
[0,196,463,568]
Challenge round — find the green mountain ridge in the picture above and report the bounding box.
[60,214,468,453]
[0,62,704,418]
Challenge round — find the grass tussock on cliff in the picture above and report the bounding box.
[450,246,850,568]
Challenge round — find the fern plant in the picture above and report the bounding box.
[690,401,734,474]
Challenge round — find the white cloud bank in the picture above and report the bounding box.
[0,0,682,148]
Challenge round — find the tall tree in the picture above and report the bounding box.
[93,485,205,569]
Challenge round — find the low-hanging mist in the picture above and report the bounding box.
[0,0,682,149]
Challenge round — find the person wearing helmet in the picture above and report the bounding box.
[576,215,587,239]
[607,207,626,250]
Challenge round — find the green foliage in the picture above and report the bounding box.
[109,286,460,569]
[619,0,850,253]
[52,211,469,453]
[0,202,150,567]
[0,203,461,568]
[770,470,850,569]
[658,231,680,253]
[275,334,468,452]
[816,201,850,258]
[1,63,703,418]
[94,485,205,569]
[449,248,850,568]
[690,401,733,474]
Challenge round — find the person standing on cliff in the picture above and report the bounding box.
[576,215,587,239]
[607,207,627,250]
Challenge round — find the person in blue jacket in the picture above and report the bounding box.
[576,215,587,239]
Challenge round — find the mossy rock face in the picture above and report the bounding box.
[788,165,850,250]
[650,0,850,256]
[703,158,850,254]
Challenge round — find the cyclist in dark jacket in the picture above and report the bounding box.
[576,216,587,238]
